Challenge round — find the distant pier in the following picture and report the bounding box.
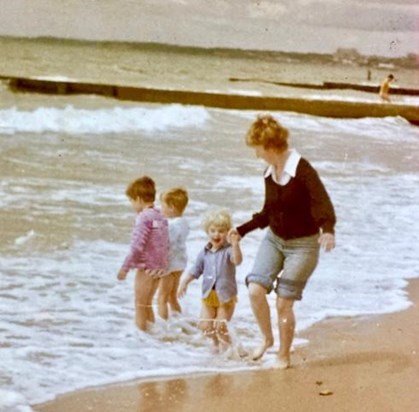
[1,74,418,125]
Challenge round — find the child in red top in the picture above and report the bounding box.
[117,176,169,331]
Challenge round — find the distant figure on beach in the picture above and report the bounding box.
[178,209,242,352]
[230,114,336,369]
[157,187,190,320]
[379,73,395,102]
[117,176,169,332]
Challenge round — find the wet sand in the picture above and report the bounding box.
[4,37,417,411]
[33,278,419,412]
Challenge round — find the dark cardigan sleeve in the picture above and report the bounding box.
[236,181,270,238]
[299,159,336,234]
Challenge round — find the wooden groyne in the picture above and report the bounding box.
[229,77,419,96]
[2,74,419,125]
[323,81,419,96]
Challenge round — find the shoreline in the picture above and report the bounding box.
[33,278,419,412]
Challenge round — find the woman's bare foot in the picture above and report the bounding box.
[275,354,290,370]
[252,338,274,360]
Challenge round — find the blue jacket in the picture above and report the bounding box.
[191,242,237,303]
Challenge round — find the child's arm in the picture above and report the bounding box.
[118,214,151,279]
[178,274,195,298]
[117,269,128,281]
[229,232,243,265]
[178,249,204,297]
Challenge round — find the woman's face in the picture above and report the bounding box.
[254,145,278,165]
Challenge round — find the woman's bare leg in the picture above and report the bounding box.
[276,297,295,369]
[248,282,274,360]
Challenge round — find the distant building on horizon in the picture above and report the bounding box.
[333,48,363,65]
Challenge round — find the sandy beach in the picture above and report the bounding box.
[33,278,419,412]
[0,36,417,412]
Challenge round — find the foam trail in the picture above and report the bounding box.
[0,390,33,412]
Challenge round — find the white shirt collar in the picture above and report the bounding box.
[264,149,301,185]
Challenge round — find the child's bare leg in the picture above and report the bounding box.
[168,271,183,314]
[157,274,176,320]
[135,270,159,331]
[200,304,218,348]
[215,302,235,347]
[147,278,159,324]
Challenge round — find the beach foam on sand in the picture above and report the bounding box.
[33,279,419,412]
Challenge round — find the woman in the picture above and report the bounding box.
[233,114,336,369]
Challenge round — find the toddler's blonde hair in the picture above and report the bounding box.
[202,209,232,233]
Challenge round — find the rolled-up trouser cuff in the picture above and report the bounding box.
[245,273,274,294]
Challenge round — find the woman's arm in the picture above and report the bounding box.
[300,159,336,251]
[300,159,336,235]
[236,178,271,237]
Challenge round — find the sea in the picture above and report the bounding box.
[0,38,419,411]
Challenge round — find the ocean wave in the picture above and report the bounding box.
[0,104,210,135]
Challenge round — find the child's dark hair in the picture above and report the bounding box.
[160,187,189,214]
[126,176,156,202]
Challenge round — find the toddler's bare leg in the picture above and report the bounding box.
[157,274,175,320]
[200,304,218,348]
[135,270,159,331]
[168,271,183,314]
[215,302,236,347]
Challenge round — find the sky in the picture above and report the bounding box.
[0,0,417,57]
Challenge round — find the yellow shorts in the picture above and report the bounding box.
[202,290,237,308]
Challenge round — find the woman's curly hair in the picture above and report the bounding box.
[245,114,289,152]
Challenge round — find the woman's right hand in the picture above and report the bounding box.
[318,233,335,252]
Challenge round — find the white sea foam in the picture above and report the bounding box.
[1,102,419,409]
[0,104,210,135]
[0,390,33,412]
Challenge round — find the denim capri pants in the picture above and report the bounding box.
[246,228,320,300]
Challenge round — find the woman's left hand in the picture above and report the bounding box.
[318,233,335,252]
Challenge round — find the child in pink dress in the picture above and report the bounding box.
[117,176,169,331]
